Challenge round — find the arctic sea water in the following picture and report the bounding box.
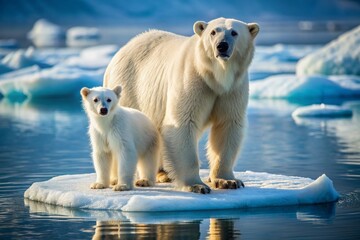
[0,95,359,239]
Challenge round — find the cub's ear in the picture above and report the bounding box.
[112,85,122,98]
[248,23,260,38]
[193,21,208,36]
[80,87,90,98]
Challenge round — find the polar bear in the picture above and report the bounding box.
[81,86,159,191]
[104,18,259,193]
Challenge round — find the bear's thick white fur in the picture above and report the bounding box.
[81,86,159,191]
[104,18,259,193]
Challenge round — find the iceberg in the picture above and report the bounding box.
[292,104,353,118]
[27,19,65,48]
[24,170,339,212]
[250,74,360,100]
[297,25,360,76]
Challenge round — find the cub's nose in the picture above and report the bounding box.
[100,107,108,115]
[217,42,229,53]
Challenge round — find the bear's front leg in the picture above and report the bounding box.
[162,124,211,194]
[207,120,246,189]
[91,150,112,189]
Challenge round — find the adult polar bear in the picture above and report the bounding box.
[104,18,259,194]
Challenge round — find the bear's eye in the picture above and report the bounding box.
[210,30,216,36]
[106,98,112,103]
[93,98,98,103]
[231,30,238,37]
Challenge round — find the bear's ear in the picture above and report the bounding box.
[193,21,208,36]
[112,85,122,98]
[80,87,90,98]
[248,23,260,38]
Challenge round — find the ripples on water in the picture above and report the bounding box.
[0,97,359,239]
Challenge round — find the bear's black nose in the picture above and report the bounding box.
[217,42,229,53]
[100,108,108,115]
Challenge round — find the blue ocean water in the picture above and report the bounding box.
[0,95,359,239]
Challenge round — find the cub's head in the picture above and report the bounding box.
[193,17,259,62]
[80,86,122,117]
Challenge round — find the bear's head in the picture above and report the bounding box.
[193,18,259,63]
[80,86,122,117]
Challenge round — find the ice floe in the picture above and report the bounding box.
[24,170,339,212]
[297,25,360,76]
[292,104,353,118]
[66,27,101,47]
[0,65,103,98]
[1,47,52,70]
[250,74,360,100]
[58,45,118,70]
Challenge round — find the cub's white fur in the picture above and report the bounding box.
[81,86,159,191]
[104,18,259,193]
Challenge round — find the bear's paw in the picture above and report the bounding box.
[113,184,131,191]
[135,179,153,187]
[110,178,118,186]
[156,170,172,183]
[90,182,106,189]
[189,184,211,194]
[209,178,245,189]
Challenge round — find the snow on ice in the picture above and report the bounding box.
[24,170,339,212]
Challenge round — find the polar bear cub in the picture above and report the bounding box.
[81,86,159,191]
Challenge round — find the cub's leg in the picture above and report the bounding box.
[91,150,112,189]
[136,140,160,187]
[112,149,137,191]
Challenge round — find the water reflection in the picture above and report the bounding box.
[24,198,336,239]
[0,97,85,135]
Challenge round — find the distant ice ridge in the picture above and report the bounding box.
[297,25,360,76]
[250,74,360,100]
[292,104,353,118]
[67,27,101,47]
[249,44,319,80]
[24,170,339,212]
[0,66,103,98]
[0,45,118,98]
[26,19,101,48]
